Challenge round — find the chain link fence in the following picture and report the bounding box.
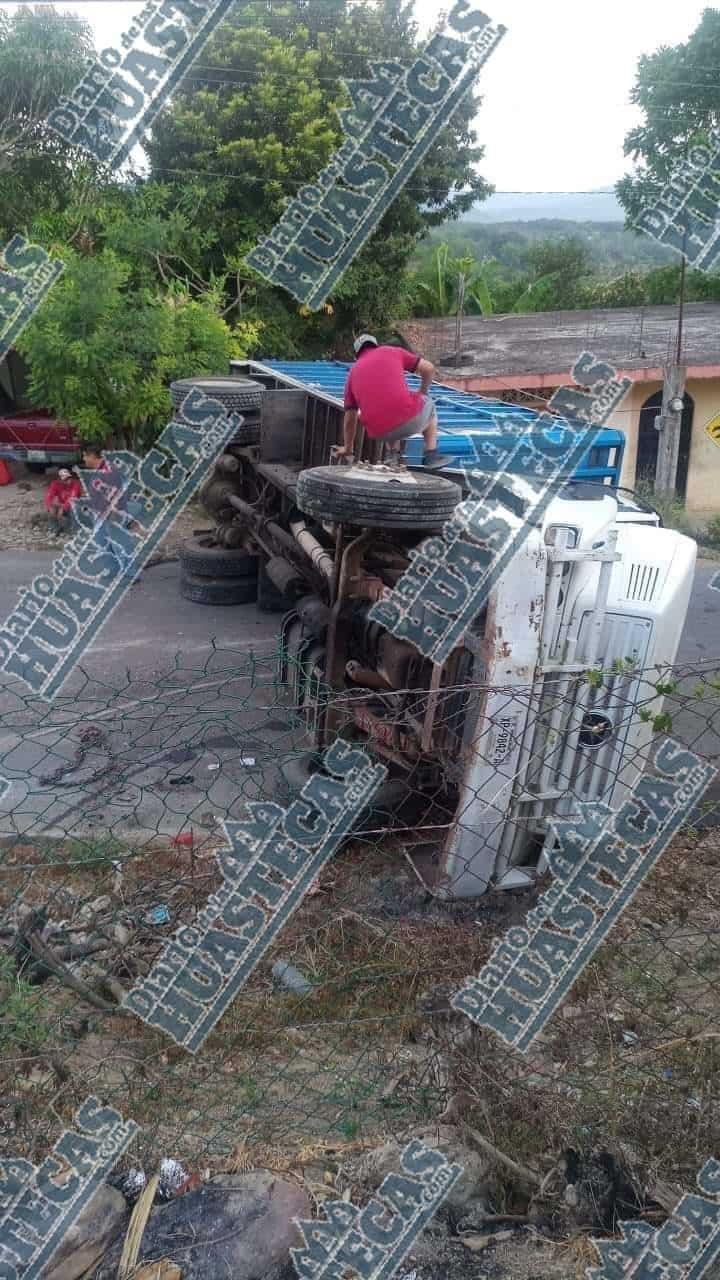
[1,644,719,1271]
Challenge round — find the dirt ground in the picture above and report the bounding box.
[0,461,203,554]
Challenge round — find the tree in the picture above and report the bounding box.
[145,0,492,338]
[16,247,245,447]
[617,8,720,227]
[511,237,591,311]
[0,5,96,237]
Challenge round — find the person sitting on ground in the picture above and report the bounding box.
[337,334,455,470]
[44,467,81,538]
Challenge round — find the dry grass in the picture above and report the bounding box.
[1,824,718,1198]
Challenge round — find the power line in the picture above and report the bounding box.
[129,164,631,198]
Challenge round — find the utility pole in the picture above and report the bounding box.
[654,364,687,496]
[454,271,466,368]
[654,223,688,498]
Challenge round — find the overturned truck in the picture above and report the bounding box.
[171,367,697,900]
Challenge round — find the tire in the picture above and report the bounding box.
[228,418,261,446]
[296,465,461,529]
[170,376,265,416]
[179,540,259,579]
[277,754,413,831]
[179,570,257,605]
[26,462,47,474]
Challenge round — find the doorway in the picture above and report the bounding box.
[635,389,694,500]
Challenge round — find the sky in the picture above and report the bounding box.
[4,0,712,194]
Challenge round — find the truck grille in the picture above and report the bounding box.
[523,614,652,812]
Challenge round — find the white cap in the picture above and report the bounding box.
[353,333,378,355]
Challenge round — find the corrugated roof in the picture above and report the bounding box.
[254,359,624,483]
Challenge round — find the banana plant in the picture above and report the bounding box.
[412,243,496,316]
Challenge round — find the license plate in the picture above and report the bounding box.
[26,450,48,462]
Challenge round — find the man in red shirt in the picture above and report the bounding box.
[44,468,81,537]
[338,335,455,469]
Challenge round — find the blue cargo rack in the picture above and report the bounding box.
[252,359,625,486]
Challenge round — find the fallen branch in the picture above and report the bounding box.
[460,1122,542,1188]
[625,1030,720,1063]
[26,932,126,1016]
[461,1213,531,1227]
[54,938,113,963]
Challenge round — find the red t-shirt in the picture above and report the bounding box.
[44,477,82,513]
[344,346,423,438]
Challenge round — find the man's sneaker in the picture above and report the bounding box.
[422,449,456,470]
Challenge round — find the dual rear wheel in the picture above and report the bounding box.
[179,537,259,605]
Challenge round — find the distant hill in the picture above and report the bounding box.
[426,218,675,275]
[463,189,625,223]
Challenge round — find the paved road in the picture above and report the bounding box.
[0,552,718,843]
[664,559,720,827]
[0,556,298,842]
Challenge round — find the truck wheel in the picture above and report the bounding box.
[296,465,461,529]
[179,539,258,579]
[228,418,262,446]
[170,376,265,416]
[179,569,257,605]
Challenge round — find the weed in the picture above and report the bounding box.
[238,1075,261,1108]
[635,481,696,536]
[0,953,53,1055]
[339,1117,360,1140]
[66,836,125,868]
[705,514,720,547]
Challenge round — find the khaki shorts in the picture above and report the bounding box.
[381,395,435,443]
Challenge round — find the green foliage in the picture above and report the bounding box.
[63,835,125,869]
[585,271,650,308]
[0,953,52,1054]
[611,657,639,674]
[618,9,720,228]
[407,242,497,317]
[0,6,96,237]
[655,681,680,697]
[635,480,697,537]
[17,247,234,447]
[705,515,720,548]
[408,215,720,317]
[145,0,492,337]
[420,217,677,274]
[638,708,674,734]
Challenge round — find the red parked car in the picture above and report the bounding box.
[0,406,80,471]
